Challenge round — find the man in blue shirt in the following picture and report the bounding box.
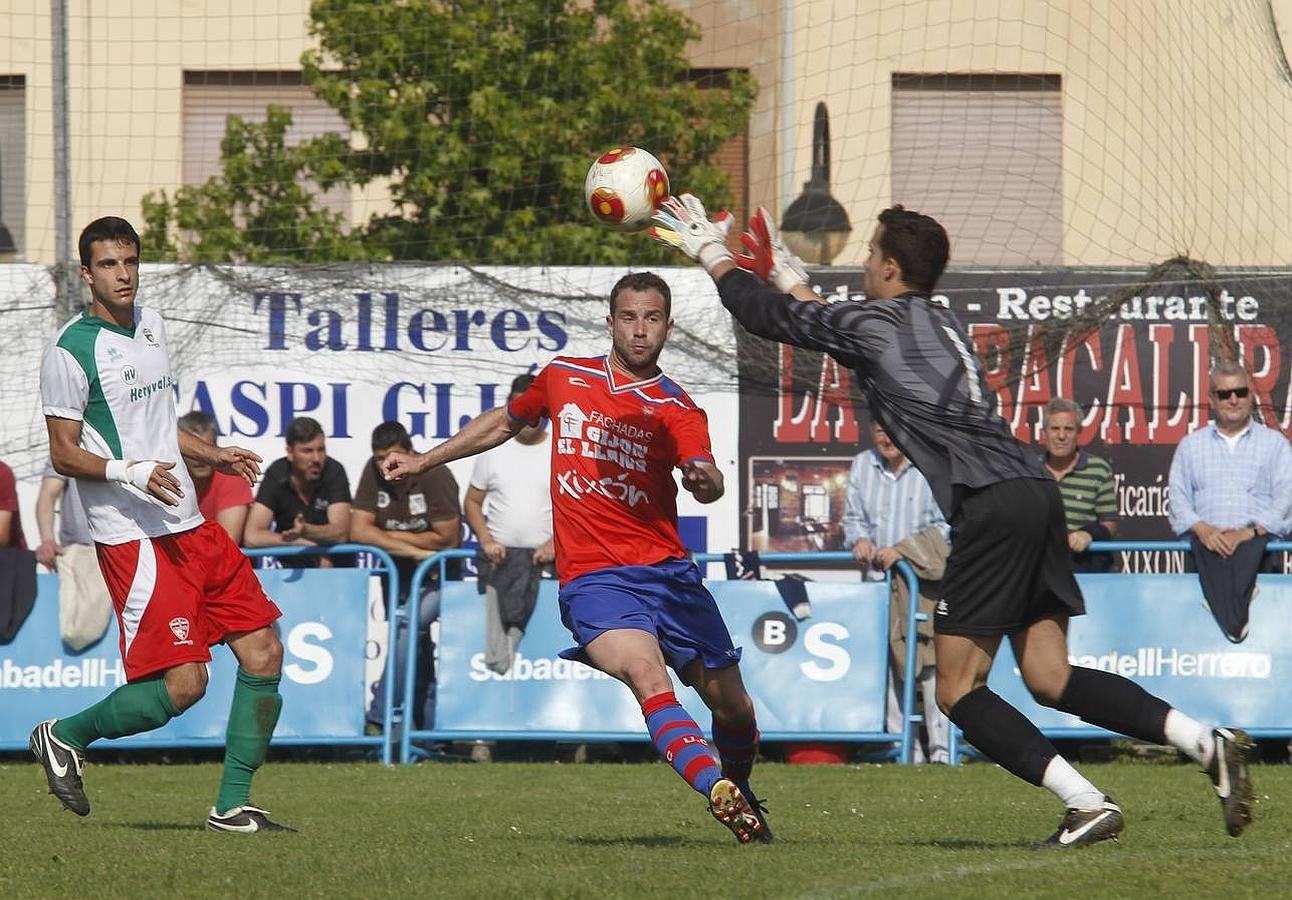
[1169,360,1292,641]
[843,420,951,763]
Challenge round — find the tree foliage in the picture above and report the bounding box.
[141,107,367,263]
[145,0,756,264]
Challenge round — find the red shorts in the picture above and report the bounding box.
[96,520,281,681]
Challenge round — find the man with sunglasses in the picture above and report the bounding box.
[1168,359,1292,642]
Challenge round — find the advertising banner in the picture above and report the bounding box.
[0,571,370,749]
[0,264,742,566]
[432,578,891,739]
[988,574,1292,731]
[737,266,1292,574]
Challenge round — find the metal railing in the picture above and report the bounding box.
[395,549,922,765]
[243,543,401,765]
[396,549,476,766]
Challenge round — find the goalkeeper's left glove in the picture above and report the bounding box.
[649,193,735,275]
[735,206,810,294]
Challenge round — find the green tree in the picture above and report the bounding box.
[141,106,367,263]
[302,0,756,264]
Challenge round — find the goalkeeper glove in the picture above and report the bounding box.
[649,194,735,275]
[735,206,810,294]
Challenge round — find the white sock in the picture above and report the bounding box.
[1041,755,1104,810]
[1164,709,1213,767]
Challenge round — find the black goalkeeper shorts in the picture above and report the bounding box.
[935,477,1086,636]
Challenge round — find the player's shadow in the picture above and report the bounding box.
[114,822,205,832]
[571,835,686,848]
[906,837,1039,851]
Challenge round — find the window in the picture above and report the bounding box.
[182,71,350,218]
[0,76,26,259]
[891,74,1063,265]
[801,484,828,521]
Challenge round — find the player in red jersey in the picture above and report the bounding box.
[383,272,770,844]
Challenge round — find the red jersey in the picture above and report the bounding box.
[196,470,253,523]
[508,355,715,584]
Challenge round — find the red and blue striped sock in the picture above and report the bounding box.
[641,691,722,798]
[712,718,760,786]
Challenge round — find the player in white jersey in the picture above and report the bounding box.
[30,217,293,833]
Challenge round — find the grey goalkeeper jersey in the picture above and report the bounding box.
[719,269,1046,518]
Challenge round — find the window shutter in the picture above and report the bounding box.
[892,75,1062,265]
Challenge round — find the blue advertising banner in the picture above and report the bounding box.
[0,571,370,749]
[989,574,1292,732]
[432,578,891,739]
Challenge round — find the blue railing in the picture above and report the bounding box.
[399,549,477,766]
[396,550,923,766]
[693,552,925,767]
[395,539,1292,764]
[242,544,401,765]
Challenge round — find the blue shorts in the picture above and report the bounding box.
[558,558,742,681]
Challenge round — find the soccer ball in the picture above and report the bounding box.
[584,147,669,232]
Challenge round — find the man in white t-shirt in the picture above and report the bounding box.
[35,459,113,650]
[32,216,292,833]
[464,373,554,673]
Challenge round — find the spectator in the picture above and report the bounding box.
[0,458,27,549]
[34,460,113,650]
[464,374,555,675]
[1169,359,1292,642]
[244,416,351,567]
[842,420,951,764]
[178,411,254,545]
[351,421,461,730]
[1040,398,1120,573]
[0,458,35,644]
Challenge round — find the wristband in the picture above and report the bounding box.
[124,461,158,491]
[107,459,160,492]
[697,243,735,275]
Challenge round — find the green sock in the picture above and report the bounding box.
[51,676,181,751]
[215,667,283,815]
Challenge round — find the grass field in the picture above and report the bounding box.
[2,755,1287,899]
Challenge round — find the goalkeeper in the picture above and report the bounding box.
[651,195,1255,847]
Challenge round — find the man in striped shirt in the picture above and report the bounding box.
[652,195,1256,846]
[1168,360,1292,641]
[1040,398,1119,573]
[843,419,950,763]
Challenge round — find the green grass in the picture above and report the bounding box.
[2,756,1287,899]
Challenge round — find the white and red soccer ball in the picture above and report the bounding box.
[584,146,669,232]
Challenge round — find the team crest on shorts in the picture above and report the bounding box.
[169,617,194,645]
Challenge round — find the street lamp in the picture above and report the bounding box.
[780,102,851,265]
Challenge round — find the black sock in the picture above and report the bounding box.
[948,686,1056,786]
[1049,666,1169,744]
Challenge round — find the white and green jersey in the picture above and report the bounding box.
[40,306,203,544]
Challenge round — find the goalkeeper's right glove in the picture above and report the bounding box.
[649,193,735,276]
[734,206,810,294]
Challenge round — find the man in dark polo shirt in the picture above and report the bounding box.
[1041,398,1119,573]
[244,416,352,567]
[351,421,461,730]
